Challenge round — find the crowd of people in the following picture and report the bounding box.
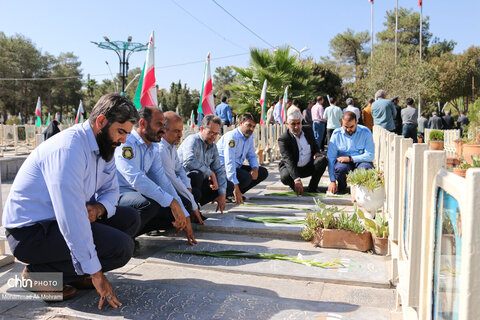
[2,89,468,308]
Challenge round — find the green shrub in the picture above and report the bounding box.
[429,130,444,142]
[346,168,384,191]
[356,204,389,238]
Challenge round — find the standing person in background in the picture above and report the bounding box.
[266,101,276,125]
[417,113,428,142]
[428,112,444,129]
[457,111,470,137]
[273,96,284,124]
[442,110,454,130]
[371,89,397,132]
[215,96,232,135]
[302,100,314,127]
[391,96,403,135]
[323,96,343,143]
[344,98,361,124]
[362,98,375,131]
[311,96,327,151]
[401,98,418,143]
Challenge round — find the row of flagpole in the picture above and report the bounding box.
[29,97,84,128]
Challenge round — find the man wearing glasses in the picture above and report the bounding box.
[178,114,234,214]
[217,113,268,204]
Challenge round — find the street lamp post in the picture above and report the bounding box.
[91,36,148,94]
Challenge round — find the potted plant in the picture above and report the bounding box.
[356,205,389,255]
[453,159,471,178]
[454,137,468,158]
[346,168,385,219]
[429,130,444,150]
[462,99,480,163]
[301,199,372,252]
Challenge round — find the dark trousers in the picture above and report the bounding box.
[220,120,230,135]
[118,192,175,236]
[313,121,326,151]
[402,123,418,143]
[7,206,140,284]
[280,157,328,192]
[187,170,234,206]
[326,128,336,144]
[334,161,374,192]
[236,165,268,194]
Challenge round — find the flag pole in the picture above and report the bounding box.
[395,0,398,65]
[370,0,374,62]
[418,0,423,117]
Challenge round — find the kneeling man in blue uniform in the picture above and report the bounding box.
[115,106,197,245]
[327,111,375,194]
[3,93,140,307]
[217,113,268,204]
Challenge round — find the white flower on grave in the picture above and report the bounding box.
[296,253,311,266]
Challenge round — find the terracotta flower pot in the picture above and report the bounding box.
[430,141,444,150]
[453,168,467,178]
[313,229,372,252]
[372,236,388,255]
[462,144,480,164]
[455,141,464,158]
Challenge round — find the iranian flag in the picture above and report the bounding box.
[197,52,215,116]
[35,97,42,127]
[46,112,51,126]
[419,0,422,6]
[259,79,267,125]
[190,110,195,128]
[134,31,157,109]
[75,100,85,124]
[280,86,289,123]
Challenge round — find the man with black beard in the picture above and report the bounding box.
[216,113,268,204]
[115,106,197,245]
[3,93,140,308]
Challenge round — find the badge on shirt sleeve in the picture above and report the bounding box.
[229,140,235,148]
[358,149,364,154]
[122,147,134,159]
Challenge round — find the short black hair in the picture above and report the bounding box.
[342,111,357,122]
[271,101,277,107]
[241,113,256,123]
[292,99,299,105]
[329,96,336,104]
[406,98,414,105]
[89,93,139,126]
[368,98,375,104]
[221,96,227,103]
[316,96,323,102]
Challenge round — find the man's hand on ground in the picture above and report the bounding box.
[86,203,106,223]
[169,199,187,230]
[175,217,198,245]
[209,173,219,191]
[213,194,226,214]
[233,185,244,204]
[250,167,259,180]
[328,181,338,194]
[294,180,303,196]
[191,209,204,225]
[91,271,121,310]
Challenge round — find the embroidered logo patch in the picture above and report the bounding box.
[122,147,134,159]
[358,149,364,154]
[229,140,235,148]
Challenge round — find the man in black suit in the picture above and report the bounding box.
[278,109,328,195]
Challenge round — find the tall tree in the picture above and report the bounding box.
[213,66,235,99]
[329,29,370,81]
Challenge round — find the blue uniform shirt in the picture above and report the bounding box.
[217,128,259,185]
[178,133,227,194]
[326,125,375,181]
[115,130,189,217]
[215,102,232,124]
[3,121,120,275]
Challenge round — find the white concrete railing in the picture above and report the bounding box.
[373,124,480,319]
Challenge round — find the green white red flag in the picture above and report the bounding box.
[35,97,42,127]
[134,31,157,109]
[75,100,84,124]
[190,110,195,128]
[197,52,215,115]
[259,79,267,125]
[419,0,422,7]
[281,86,288,123]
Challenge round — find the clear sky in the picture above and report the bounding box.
[2,0,479,91]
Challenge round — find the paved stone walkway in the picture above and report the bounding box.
[0,162,401,319]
